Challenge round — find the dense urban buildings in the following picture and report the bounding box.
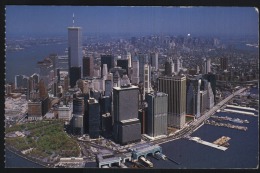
[5,7,258,169]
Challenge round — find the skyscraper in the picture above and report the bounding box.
[87,98,100,139]
[102,64,108,79]
[132,56,139,84]
[150,52,158,71]
[101,55,114,77]
[39,79,48,100]
[158,75,186,128]
[165,58,173,76]
[68,24,83,87]
[113,75,141,145]
[186,78,201,118]
[143,64,151,97]
[117,59,129,75]
[83,56,94,78]
[138,54,147,83]
[145,92,168,137]
[127,52,132,68]
[206,82,214,109]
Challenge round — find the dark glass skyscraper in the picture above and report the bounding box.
[101,55,114,76]
[87,98,100,139]
[117,59,129,75]
[83,56,94,78]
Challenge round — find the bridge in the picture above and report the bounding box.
[130,143,162,161]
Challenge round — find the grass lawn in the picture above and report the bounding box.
[5,120,80,161]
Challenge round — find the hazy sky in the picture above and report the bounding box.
[6,6,259,37]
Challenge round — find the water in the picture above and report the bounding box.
[5,149,44,168]
[5,43,67,83]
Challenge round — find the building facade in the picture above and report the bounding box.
[145,92,168,137]
[158,75,186,129]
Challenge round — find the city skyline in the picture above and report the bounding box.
[6,6,258,38]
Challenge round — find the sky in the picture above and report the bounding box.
[5,6,259,37]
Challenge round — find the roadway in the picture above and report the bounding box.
[151,87,247,145]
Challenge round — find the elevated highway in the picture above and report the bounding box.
[152,87,247,145]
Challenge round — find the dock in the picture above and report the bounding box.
[189,137,228,151]
[223,108,255,116]
[205,120,247,131]
[213,136,231,147]
[226,105,256,111]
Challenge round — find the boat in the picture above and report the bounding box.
[230,118,243,124]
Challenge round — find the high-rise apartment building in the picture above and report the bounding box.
[158,75,186,128]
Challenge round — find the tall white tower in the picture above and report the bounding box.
[127,52,132,68]
[132,56,139,84]
[143,64,150,99]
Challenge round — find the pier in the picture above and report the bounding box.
[223,108,256,116]
[226,105,256,111]
[205,120,247,131]
[189,137,228,151]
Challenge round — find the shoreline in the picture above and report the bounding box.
[5,147,48,168]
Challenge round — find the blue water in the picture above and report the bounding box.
[5,149,44,168]
[5,43,67,83]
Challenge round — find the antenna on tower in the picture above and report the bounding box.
[73,13,75,27]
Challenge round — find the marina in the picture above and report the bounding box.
[210,115,249,124]
[205,120,248,131]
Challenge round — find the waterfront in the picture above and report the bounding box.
[6,108,258,168]
[5,43,67,83]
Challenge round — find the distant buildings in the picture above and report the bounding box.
[158,75,186,129]
[220,57,228,71]
[145,92,168,137]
